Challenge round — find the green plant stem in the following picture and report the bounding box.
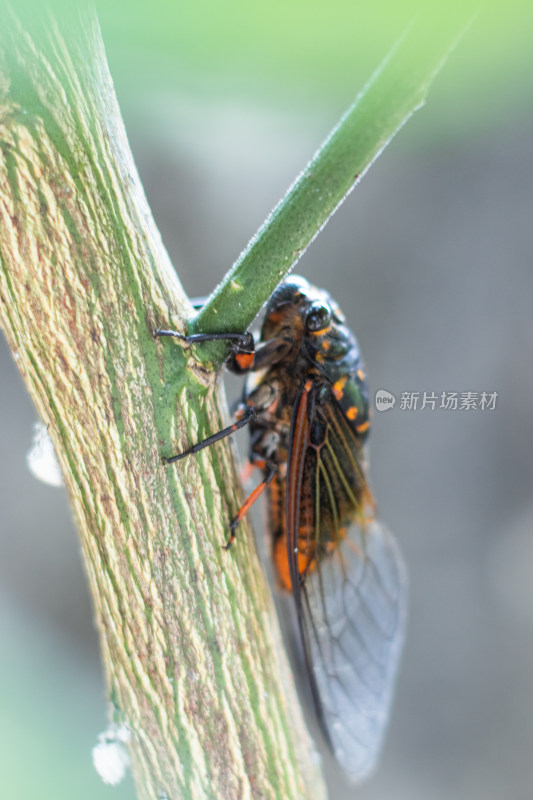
[192,4,477,365]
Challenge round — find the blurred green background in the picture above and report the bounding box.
[1,1,532,798]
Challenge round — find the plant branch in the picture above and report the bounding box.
[192,4,478,365]
[0,5,324,799]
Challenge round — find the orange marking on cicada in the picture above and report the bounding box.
[274,537,317,590]
[274,538,293,590]
[332,375,347,400]
[346,405,358,420]
[235,352,254,370]
[355,420,370,434]
[309,325,331,336]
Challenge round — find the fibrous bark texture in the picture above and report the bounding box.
[0,6,324,799]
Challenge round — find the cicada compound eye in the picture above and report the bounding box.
[304,302,331,333]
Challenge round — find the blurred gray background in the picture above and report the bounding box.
[1,4,533,799]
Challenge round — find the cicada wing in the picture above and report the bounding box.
[299,519,407,782]
[286,382,407,782]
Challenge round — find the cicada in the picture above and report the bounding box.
[156,275,406,782]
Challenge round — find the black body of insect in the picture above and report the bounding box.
[155,275,406,782]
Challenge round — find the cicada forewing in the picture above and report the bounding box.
[286,382,407,782]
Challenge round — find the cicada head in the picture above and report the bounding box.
[261,275,346,344]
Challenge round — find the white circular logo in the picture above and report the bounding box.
[375,389,396,411]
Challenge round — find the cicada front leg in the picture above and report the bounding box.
[154,327,256,372]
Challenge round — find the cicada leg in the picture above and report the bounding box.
[154,328,255,373]
[224,457,278,550]
[163,405,257,464]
